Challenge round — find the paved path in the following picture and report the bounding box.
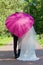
[0,40,43,65]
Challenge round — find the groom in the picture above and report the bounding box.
[12,34,21,58]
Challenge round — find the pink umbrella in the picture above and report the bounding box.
[5,12,34,38]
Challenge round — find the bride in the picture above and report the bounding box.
[17,26,39,61]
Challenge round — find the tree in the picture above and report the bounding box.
[0,0,43,36]
[23,0,43,34]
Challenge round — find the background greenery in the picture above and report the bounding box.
[0,0,43,46]
[0,36,12,47]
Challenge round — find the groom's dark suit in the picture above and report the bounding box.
[12,34,20,58]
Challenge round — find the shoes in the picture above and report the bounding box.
[18,49,21,57]
[13,54,18,59]
[13,49,21,59]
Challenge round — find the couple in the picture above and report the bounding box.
[5,12,39,61]
[13,26,39,61]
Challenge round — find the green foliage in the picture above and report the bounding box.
[36,34,43,46]
[0,0,25,36]
[0,36,12,47]
[0,0,43,37]
[24,0,43,34]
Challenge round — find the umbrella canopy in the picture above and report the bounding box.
[5,12,34,38]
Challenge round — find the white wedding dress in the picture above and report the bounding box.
[17,26,39,61]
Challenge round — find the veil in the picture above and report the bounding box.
[17,26,39,61]
[18,26,36,49]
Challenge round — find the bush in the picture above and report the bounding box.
[0,0,43,36]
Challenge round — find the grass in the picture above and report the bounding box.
[36,35,43,47]
[0,35,43,47]
[38,38,43,46]
[0,36,12,47]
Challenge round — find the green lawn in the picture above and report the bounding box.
[38,38,43,46]
[36,35,43,47]
[0,36,12,47]
[0,35,43,47]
